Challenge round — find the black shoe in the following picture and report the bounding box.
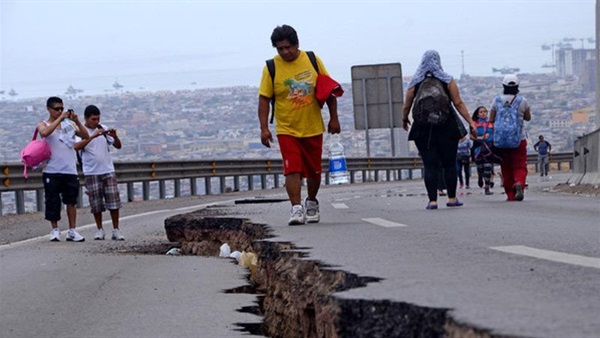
[514,184,524,201]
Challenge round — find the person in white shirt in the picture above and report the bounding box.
[40,96,89,242]
[74,105,124,240]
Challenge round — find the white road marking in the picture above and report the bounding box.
[332,203,349,209]
[362,217,408,228]
[491,245,600,269]
[0,200,237,251]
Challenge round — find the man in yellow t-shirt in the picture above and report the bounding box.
[258,24,341,226]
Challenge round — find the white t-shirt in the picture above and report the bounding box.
[43,120,78,175]
[79,125,116,175]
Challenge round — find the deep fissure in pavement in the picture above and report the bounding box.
[161,209,504,338]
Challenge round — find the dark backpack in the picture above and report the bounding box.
[266,51,319,124]
[492,95,523,149]
[412,72,450,125]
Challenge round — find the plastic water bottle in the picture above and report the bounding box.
[328,135,350,184]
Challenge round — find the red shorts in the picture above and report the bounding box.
[277,134,323,178]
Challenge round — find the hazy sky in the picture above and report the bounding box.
[1,0,596,99]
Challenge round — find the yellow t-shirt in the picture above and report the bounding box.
[258,50,330,137]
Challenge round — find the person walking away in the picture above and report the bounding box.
[39,97,90,241]
[402,50,476,210]
[471,106,496,195]
[257,24,341,225]
[456,136,473,189]
[533,135,552,181]
[74,105,124,240]
[489,74,531,201]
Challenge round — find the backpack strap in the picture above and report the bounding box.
[33,120,50,140]
[266,51,320,124]
[511,95,523,108]
[266,59,276,124]
[306,51,319,74]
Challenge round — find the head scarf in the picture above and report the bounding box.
[407,50,453,89]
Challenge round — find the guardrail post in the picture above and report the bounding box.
[143,182,150,200]
[127,182,134,202]
[77,186,84,208]
[273,174,279,188]
[234,176,240,191]
[247,175,254,191]
[260,174,267,189]
[159,180,166,199]
[205,177,212,195]
[0,192,3,216]
[36,189,44,212]
[174,179,181,198]
[16,190,25,214]
[219,177,226,194]
[190,178,197,195]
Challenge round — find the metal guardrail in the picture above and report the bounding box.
[0,152,573,215]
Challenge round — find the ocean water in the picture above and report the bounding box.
[1,66,261,101]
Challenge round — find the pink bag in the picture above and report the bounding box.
[21,127,51,179]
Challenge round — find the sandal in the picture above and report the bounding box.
[446,200,464,207]
[426,202,438,210]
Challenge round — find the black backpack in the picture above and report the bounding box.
[411,72,450,125]
[266,51,319,124]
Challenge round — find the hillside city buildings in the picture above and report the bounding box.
[0,72,597,163]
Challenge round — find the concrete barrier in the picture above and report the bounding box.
[570,128,600,185]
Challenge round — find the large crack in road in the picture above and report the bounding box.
[159,208,509,338]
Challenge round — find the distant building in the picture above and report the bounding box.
[580,58,597,92]
[572,109,591,123]
[548,119,572,128]
[555,47,595,78]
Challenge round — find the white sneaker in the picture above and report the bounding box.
[94,229,105,240]
[49,228,60,242]
[304,197,320,223]
[288,205,305,226]
[111,229,125,241]
[66,229,85,242]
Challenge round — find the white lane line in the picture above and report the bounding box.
[491,245,600,269]
[362,217,407,228]
[0,200,238,251]
[332,203,349,209]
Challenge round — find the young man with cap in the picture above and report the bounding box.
[257,24,341,225]
[74,105,124,240]
[489,75,532,201]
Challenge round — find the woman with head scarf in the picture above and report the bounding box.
[402,50,476,210]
